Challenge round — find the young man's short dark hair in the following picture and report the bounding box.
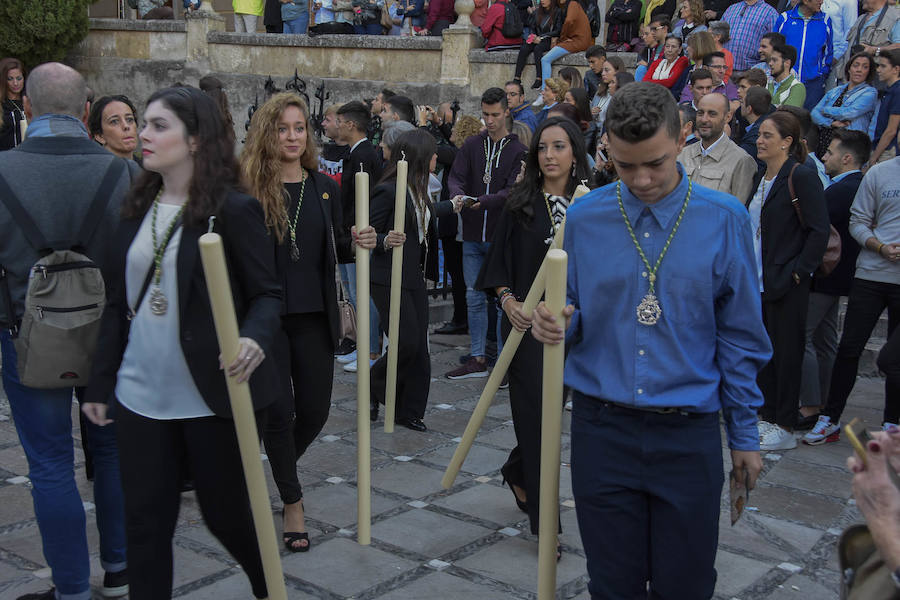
[482,87,508,109]
[742,68,768,88]
[702,51,726,66]
[337,100,371,132]
[606,82,681,143]
[883,48,900,69]
[585,45,607,60]
[505,80,525,96]
[771,44,798,69]
[761,32,786,47]
[678,102,696,131]
[649,14,670,29]
[381,88,397,100]
[690,68,714,86]
[744,86,771,116]
[385,95,415,124]
[831,128,872,166]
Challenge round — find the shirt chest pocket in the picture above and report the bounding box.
[662,276,712,326]
[697,166,726,187]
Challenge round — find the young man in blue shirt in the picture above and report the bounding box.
[532,82,772,599]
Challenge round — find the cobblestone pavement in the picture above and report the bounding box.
[0,331,880,599]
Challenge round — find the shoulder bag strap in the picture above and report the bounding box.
[0,172,52,253]
[788,163,805,227]
[75,158,126,251]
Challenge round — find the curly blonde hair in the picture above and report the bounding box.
[450,115,484,147]
[241,92,319,243]
[544,77,569,103]
[681,0,706,25]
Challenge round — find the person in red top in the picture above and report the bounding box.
[643,34,690,92]
[538,0,592,89]
[423,0,456,36]
[482,0,523,51]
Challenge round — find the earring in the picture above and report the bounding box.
[781,146,786,150]
[571,163,576,176]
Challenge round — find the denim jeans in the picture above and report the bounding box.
[0,331,126,600]
[462,241,501,358]
[283,12,309,33]
[540,46,570,89]
[340,262,384,355]
[353,22,383,34]
[802,75,825,112]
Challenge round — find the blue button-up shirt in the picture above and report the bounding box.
[563,168,773,451]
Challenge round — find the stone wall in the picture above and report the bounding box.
[69,13,636,147]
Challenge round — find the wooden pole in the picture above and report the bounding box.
[198,233,287,600]
[537,248,567,600]
[355,166,372,545]
[18,116,27,142]
[384,155,408,433]
[441,184,590,489]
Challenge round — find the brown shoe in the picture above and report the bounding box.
[445,358,488,380]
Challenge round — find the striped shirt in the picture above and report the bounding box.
[723,0,779,71]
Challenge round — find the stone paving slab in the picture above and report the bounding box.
[0,335,883,599]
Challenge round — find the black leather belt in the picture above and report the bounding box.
[600,399,698,417]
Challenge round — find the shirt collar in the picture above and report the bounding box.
[830,169,860,184]
[620,163,690,230]
[350,137,368,153]
[700,132,726,157]
[26,114,89,139]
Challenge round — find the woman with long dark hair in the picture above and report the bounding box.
[748,110,829,451]
[811,52,878,157]
[513,0,559,89]
[369,129,461,430]
[82,86,282,599]
[88,95,140,160]
[241,92,376,552]
[0,57,26,151]
[477,116,591,550]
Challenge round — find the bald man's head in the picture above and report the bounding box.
[26,63,88,118]
[695,93,732,143]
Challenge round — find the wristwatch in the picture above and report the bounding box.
[875,47,882,57]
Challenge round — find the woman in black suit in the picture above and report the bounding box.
[747,110,829,451]
[369,129,462,431]
[240,92,376,553]
[82,87,281,600]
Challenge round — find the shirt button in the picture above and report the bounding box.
[642,271,647,278]
[643,232,650,238]
[639,349,645,356]
[637,388,644,394]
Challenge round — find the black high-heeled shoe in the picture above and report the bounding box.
[281,504,310,553]
[499,462,528,513]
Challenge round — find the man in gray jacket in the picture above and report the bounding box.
[806,136,900,444]
[0,63,133,600]
[678,93,759,204]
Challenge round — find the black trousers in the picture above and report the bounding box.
[571,394,723,599]
[441,237,467,326]
[370,283,430,421]
[824,278,900,425]
[263,312,334,504]
[115,402,267,600]
[759,280,810,429]
[514,37,552,81]
[501,315,560,535]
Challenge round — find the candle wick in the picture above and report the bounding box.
[401,150,406,161]
[359,163,364,173]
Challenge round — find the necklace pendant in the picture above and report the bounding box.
[483,172,491,185]
[290,240,300,262]
[636,293,661,326]
[149,287,169,316]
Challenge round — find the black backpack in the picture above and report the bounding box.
[583,0,601,38]
[501,0,524,38]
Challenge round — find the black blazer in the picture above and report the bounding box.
[747,158,830,303]
[341,139,383,241]
[275,172,351,347]
[370,180,454,290]
[812,171,864,297]
[87,189,283,417]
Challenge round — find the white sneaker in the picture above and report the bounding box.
[336,349,357,365]
[757,420,776,438]
[531,96,544,107]
[802,415,840,445]
[760,424,797,451]
[343,358,376,373]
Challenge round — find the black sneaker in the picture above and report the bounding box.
[795,412,820,431]
[435,321,468,335]
[17,590,55,600]
[102,569,129,598]
[335,338,356,357]
[498,373,509,389]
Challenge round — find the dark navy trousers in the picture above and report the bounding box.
[571,392,725,600]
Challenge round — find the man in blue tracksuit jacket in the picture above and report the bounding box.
[775,0,834,111]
